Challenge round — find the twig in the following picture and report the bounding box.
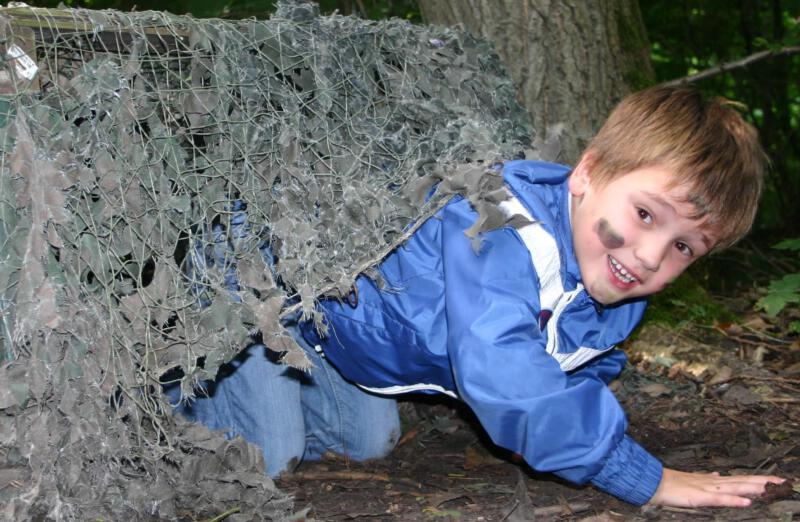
[740,324,795,345]
[293,470,390,481]
[661,45,800,87]
[712,375,800,386]
[740,239,799,275]
[203,507,240,522]
[764,397,800,404]
[662,506,705,515]
[532,502,590,516]
[289,470,440,491]
[502,500,590,520]
[709,321,794,347]
[397,424,423,446]
[722,334,767,347]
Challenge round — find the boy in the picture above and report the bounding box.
[170,86,784,507]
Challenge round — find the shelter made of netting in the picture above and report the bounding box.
[0,2,543,519]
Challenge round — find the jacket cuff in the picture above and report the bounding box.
[590,435,663,505]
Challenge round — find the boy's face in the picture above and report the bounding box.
[568,159,714,305]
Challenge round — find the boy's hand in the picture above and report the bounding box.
[649,468,785,508]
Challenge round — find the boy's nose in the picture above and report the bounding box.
[634,241,668,272]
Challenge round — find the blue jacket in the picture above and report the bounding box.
[301,160,664,504]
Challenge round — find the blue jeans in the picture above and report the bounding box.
[170,204,399,475]
[166,326,400,476]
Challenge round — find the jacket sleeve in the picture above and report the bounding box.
[441,219,662,505]
[569,348,627,385]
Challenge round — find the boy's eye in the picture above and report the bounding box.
[675,242,693,257]
[637,208,652,224]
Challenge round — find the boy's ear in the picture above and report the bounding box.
[569,152,593,197]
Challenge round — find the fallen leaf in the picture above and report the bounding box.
[752,345,768,364]
[641,383,672,397]
[769,500,800,516]
[768,431,790,442]
[721,384,761,406]
[464,445,504,469]
[752,384,776,398]
[715,322,743,336]
[743,315,772,330]
[665,409,689,419]
[422,506,462,518]
[784,361,800,375]
[501,469,535,522]
[708,365,732,385]
[430,415,459,435]
[576,513,618,522]
[658,420,681,431]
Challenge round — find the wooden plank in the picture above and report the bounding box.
[0,6,188,37]
[0,5,202,94]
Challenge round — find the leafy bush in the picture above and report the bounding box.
[756,238,800,333]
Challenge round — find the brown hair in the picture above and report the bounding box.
[584,86,766,251]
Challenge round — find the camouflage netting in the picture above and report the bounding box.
[0,1,548,519]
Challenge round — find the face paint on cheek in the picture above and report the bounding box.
[594,218,625,249]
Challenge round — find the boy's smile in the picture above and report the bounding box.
[568,160,715,305]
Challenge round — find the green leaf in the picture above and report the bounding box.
[772,238,800,251]
[789,320,800,334]
[768,273,800,294]
[756,293,791,317]
[756,273,800,316]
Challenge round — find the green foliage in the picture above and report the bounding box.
[757,273,800,316]
[773,238,800,251]
[644,271,735,326]
[756,239,800,319]
[642,0,800,236]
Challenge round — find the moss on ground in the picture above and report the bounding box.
[644,271,736,327]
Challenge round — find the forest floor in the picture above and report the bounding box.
[277,305,800,521]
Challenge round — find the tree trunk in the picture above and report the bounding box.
[418,0,654,164]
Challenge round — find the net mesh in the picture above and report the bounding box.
[0,2,544,518]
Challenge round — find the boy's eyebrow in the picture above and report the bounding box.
[698,231,714,250]
[641,190,678,213]
[641,190,714,250]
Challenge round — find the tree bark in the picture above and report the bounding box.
[418,0,654,164]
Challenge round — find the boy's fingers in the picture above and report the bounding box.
[704,472,783,481]
[709,475,785,488]
[705,479,771,496]
[685,487,751,507]
[704,494,752,508]
[654,468,788,508]
[677,490,750,508]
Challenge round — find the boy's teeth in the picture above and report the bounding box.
[609,256,637,284]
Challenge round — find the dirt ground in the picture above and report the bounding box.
[277,320,800,521]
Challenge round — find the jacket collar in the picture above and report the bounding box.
[501,160,583,290]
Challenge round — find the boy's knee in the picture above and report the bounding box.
[367,424,401,460]
[262,435,305,478]
[348,406,401,461]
